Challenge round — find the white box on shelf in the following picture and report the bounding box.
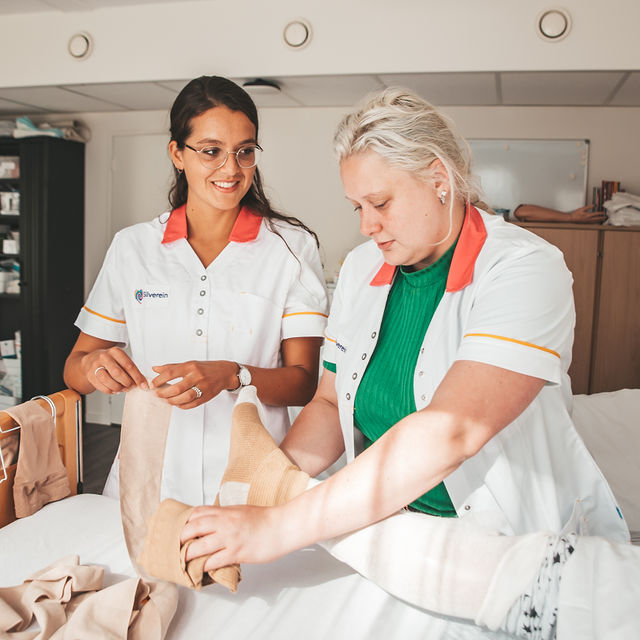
[0,157,19,179]
[0,191,19,214]
[0,340,16,358]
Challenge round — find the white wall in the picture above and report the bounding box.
[80,104,640,286]
[78,102,640,423]
[1,0,640,90]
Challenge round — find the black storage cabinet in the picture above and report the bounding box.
[0,136,84,401]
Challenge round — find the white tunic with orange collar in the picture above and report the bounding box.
[323,205,629,542]
[76,206,328,505]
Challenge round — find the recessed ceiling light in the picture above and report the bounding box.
[283,19,312,49]
[537,9,571,41]
[68,32,93,60]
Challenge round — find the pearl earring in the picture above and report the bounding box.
[439,190,447,205]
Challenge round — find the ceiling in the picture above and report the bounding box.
[0,1,638,114]
[0,0,202,14]
[0,71,639,116]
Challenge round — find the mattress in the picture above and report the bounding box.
[0,493,512,640]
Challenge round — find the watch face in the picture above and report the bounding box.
[239,366,251,386]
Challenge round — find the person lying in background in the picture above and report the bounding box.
[513,203,606,223]
[179,87,629,638]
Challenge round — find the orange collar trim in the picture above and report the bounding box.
[161,204,188,244]
[369,203,487,290]
[161,205,263,244]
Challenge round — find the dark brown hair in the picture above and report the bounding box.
[168,76,318,245]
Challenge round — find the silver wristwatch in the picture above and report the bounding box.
[231,362,251,392]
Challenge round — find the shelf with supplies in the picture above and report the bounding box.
[0,136,84,403]
[514,221,640,394]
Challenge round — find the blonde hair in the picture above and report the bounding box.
[334,87,487,210]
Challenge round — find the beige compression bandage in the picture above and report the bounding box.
[0,555,177,639]
[138,386,308,591]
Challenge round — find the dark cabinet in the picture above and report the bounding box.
[0,136,84,403]
[517,222,640,394]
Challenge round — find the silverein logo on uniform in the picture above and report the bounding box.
[134,288,169,303]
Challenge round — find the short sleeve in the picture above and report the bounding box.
[456,243,575,385]
[322,257,348,370]
[75,234,129,344]
[281,234,329,340]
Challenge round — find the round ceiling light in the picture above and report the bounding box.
[68,32,93,60]
[537,9,571,41]
[283,19,312,49]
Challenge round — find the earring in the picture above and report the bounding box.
[177,167,183,175]
[439,190,447,205]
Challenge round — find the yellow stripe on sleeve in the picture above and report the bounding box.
[463,333,560,359]
[282,311,329,319]
[324,334,336,344]
[83,305,126,325]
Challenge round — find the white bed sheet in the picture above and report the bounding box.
[572,389,640,542]
[0,494,512,640]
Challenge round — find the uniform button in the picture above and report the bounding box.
[361,353,367,360]
[200,290,206,296]
[371,331,377,339]
[418,370,424,376]
[352,372,357,380]
[196,329,203,336]
[201,275,207,281]
[421,394,426,401]
[420,347,424,354]
[197,308,204,315]
[464,504,471,511]
[346,392,351,400]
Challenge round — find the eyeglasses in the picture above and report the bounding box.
[183,143,263,170]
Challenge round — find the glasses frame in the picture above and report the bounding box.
[183,142,263,170]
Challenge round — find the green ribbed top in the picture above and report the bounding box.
[353,242,458,517]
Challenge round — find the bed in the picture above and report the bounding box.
[1,389,638,639]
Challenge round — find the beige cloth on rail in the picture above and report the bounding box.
[1,431,19,468]
[0,555,177,639]
[5,401,70,518]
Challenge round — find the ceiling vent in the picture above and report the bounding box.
[283,19,312,49]
[68,32,93,60]
[536,9,571,42]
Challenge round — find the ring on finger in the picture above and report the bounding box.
[191,386,203,399]
[94,366,108,377]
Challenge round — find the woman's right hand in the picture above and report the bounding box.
[63,332,148,395]
[82,346,148,394]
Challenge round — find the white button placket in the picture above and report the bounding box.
[194,273,209,348]
[346,327,380,406]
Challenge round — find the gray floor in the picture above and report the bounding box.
[82,422,120,494]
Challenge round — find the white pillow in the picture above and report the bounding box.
[572,389,640,537]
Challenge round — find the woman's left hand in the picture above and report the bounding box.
[181,504,290,571]
[150,360,237,409]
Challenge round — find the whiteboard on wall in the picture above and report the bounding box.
[467,139,589,217]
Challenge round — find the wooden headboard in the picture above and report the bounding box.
[0,389,82,528]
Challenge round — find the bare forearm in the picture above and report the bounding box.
[248,363,319,407]
[63,350,96,394]
[280,395,345,476]
[514,205,565,222]
[278,409,466,551]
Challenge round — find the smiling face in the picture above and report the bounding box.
[340,150,463,270]
[169,105,257,217]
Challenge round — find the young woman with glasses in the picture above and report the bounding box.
[63,76,328,505]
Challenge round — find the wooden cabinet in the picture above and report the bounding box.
[518,222,640,394]
[0,136,84,403]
